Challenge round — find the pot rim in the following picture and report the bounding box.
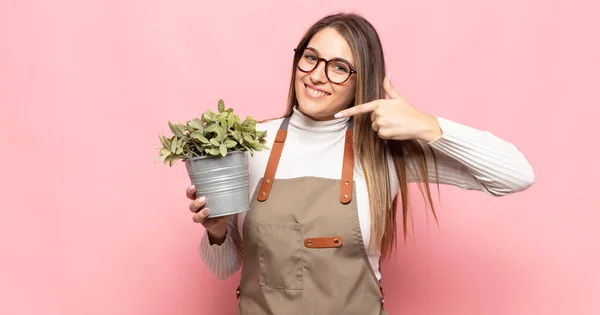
[184,150,247,162]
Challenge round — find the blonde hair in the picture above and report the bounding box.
[278,13,439,259]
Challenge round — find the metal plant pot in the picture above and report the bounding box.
[184,151,250,218]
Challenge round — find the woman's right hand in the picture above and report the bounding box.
[187,184,231,245]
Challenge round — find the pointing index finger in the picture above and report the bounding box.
[334,100,379,118]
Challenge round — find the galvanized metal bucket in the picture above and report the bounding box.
[184,151,250,218]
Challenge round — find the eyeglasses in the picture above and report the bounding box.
[294,47,357,84]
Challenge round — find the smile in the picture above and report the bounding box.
[305,84,330,98]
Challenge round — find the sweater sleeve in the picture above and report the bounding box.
[198,213,244,280]
[404,117,535,196]
[196,121,278,280]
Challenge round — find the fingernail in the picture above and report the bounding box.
[202,209,209,215]
[334,112,343,118]
[198,196,205,202]
[388,72,392,83]
[189,184,195,190]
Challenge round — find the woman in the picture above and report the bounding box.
[187,12,534,314]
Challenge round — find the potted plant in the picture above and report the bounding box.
[155,99,269,218]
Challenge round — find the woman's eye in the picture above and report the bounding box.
[331,63,349,73]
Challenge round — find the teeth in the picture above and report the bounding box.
[306,85,327,97]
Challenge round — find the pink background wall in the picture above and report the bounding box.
[1,0,598,314]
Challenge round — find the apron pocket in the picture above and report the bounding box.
[255,221,303,290]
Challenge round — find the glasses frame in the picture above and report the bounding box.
[294,47,357,84]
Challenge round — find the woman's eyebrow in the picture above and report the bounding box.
[306,46,319,53]
[307,46,354,65]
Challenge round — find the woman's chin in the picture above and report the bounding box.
[297,103,332,120]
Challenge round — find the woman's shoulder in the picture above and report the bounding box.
[257,116,285,145]
[257,116,284,131]
[247,116,284,163]
[247,117,285,191]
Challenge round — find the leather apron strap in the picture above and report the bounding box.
[256,116,354,204]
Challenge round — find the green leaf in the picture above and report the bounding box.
[218,99,225,113]
[160,148,170,156]
[219,116,227,128]
[170,136,177,152]
[159,135,169,148]
[164,154,178,167]
[210,138,220,146]
[188,119,203,130]
[242,116,256,127]
[217,128,227,141]
[209,148,220,156]
[223,139,237,148]
[232,131,241,141]
[176,123,187,134]
[243,133,257,144]
[191,132,210,144]
[227,113,235,128]
[242,133,252,143]
[202,111,214,122]
[233,122,242,131]
[169,121,184,137]
[205,124,218,133]
[240,124,255,132]
[219,144,227,156]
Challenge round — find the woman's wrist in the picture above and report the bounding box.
[416,112,443,143]
[207,229,227,246]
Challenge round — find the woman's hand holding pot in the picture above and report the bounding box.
[187,184,231,245]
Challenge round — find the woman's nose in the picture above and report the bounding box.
[309,60,329,84]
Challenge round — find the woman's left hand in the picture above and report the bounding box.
[334,76,443,143]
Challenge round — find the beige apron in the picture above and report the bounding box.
[237,117,386,315]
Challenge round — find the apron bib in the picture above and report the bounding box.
[237,116,386,315]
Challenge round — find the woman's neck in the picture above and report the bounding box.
[289,106,349,134]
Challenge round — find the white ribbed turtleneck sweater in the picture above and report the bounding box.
[199,107,535,281]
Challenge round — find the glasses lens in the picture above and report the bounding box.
[327,61,351,84]
[296,48,353,83]
[298,49,318,72]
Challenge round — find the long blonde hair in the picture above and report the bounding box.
[280,13,439,259]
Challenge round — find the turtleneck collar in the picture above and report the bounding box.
[288,106,350,133]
